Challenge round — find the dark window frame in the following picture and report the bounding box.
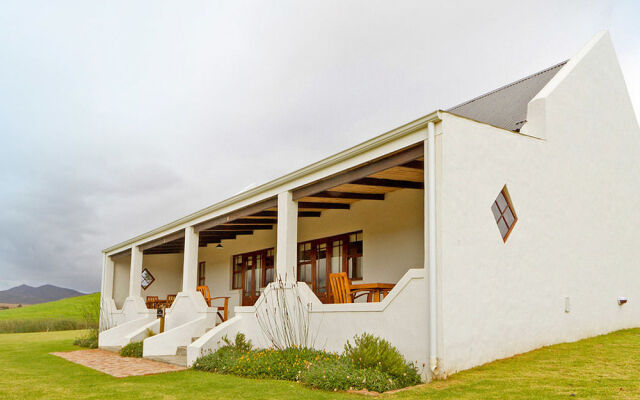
[491,186,517,242]
[198,261,206,287]
[141,268,155,290]
[297,230,364,302]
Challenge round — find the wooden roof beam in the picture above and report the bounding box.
[310,191,384,200]
[351,177,424,189]
[298,202,350,210]
[292,144,423,200]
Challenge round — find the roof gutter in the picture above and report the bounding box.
[103,111,441,254]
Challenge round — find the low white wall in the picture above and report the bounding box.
[188,269,430,379]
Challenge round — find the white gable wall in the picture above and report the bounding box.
[439,32,640,375]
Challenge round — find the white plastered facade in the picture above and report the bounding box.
[98,32,640,381]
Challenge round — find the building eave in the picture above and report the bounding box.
[103,110,441,254]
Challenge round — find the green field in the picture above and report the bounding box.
[0,293,99,333]
[1,328,640,399]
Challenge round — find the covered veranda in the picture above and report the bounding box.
[99,115,439,376]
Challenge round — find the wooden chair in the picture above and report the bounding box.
[166,294,177,308]
[196,285,230,322]
[145,296,159,309]
[329,273,369,304]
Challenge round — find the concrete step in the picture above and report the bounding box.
[100,346,121,353]
[146,355,187,367]
[176,346,187,356]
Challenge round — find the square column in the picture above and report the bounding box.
[276,191,298,282]
[129,245,143,297]
[101,254,115,301]
[182,226,199,292]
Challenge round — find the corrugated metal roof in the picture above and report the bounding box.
[447,61,567,131]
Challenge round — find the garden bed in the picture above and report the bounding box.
[193,333,421,393]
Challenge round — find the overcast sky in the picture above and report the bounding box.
[0,0,638,293]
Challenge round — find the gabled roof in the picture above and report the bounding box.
[447,61,567,131]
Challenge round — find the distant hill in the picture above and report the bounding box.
[0,284,84,305]
[0,292,99,321]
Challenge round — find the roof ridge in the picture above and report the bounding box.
[447,60,568,112]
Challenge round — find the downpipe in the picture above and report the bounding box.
[426,120,438,376]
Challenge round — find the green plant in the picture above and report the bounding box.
[221,333,252,352]
[344,333,410,377]
[301,358,401,393]
[194,344,339,381]
[120,341,143,358]
[73,329,98,349]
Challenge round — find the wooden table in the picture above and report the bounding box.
[349,283,395,302]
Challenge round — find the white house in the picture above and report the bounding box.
[98,31,640,380]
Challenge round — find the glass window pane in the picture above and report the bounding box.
[491,202,501,221]
[255,255,262,294]
[331,240,342,274]
[496,192,508,212]
[504,208,515,226]
[497,218,509,238]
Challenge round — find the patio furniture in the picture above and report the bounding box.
[196,285,230,322]
[329,272,370,303]
[166,294,177,308]
[349,282,396,302]
[145,296,159,309]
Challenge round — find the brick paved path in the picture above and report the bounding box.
[51,349,187,378]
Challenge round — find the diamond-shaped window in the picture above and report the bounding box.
[491,185,517,242]
[141,268,155,290]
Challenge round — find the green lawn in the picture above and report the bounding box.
[1,328,640,399]
[0,293,99,321]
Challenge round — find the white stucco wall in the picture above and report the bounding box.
[112,254,131,308]
[439,32,640,375]
[140,253,183,299]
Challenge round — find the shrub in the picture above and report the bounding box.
[344,333,407,377]
[74,329,99,349]
[195,345,339,381]
[193,332,421,393]
[221,332,252,352]
[302,333,421,393]
[301,358,401,393]
[120,341,143,358]
[0,319,89,333]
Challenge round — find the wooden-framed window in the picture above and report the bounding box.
[231,248,275,306]
[198,262,206,286]
[491,186,517,242]
[232,255,243,289]
[347,232,363,280]
[264,249,275,286]
[297,230,363,303]
[141,268,155,290]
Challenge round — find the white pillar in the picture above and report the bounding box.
[101,254,115,301]
[276,191,298,282]
[129,246,143,297]
[182,226,199,292]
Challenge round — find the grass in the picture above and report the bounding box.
[0,293,99,333]
[1,328,640,399]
